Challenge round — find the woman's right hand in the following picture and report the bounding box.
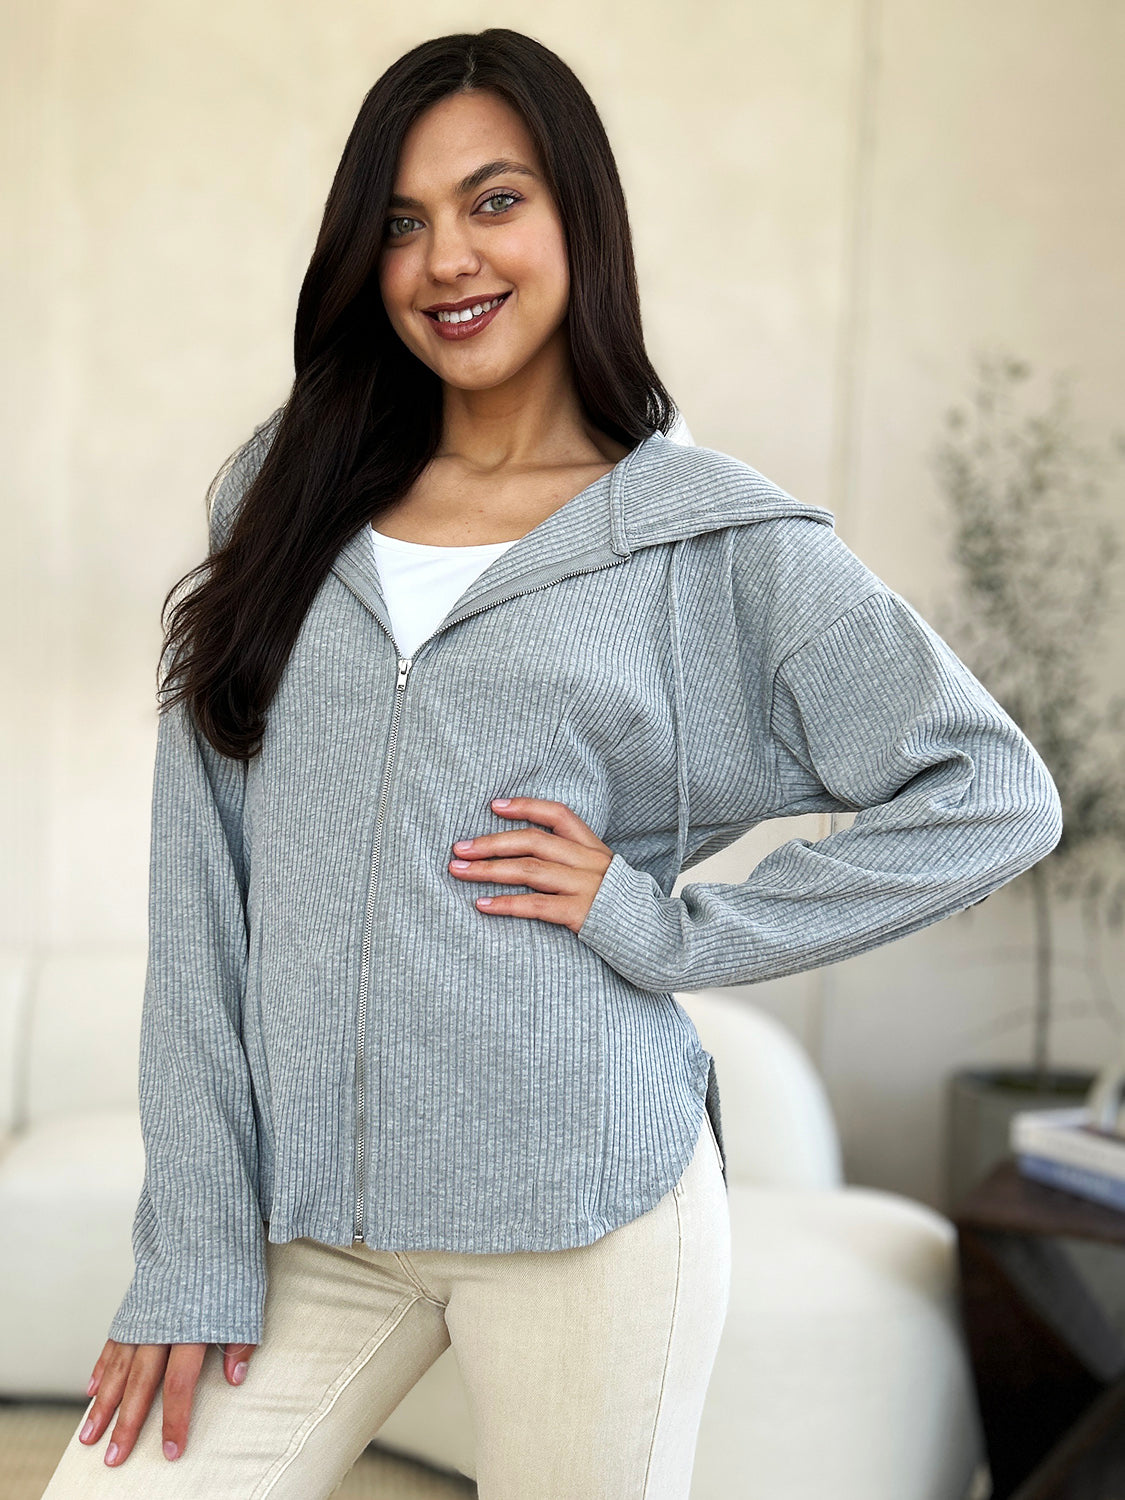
[79,1338,257,1466]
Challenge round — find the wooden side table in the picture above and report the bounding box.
[952,1158,1125,1499]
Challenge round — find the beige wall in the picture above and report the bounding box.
[5,0,1123,1212]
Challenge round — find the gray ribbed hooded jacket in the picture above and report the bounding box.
[107,409,1063,1346]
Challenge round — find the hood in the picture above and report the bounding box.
[216,410,835,562]
[330,424,836,641]
[617,428,835,549]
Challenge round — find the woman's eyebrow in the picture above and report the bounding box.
[388,159,538,212]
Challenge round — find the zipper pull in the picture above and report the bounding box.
[396,656,412,689]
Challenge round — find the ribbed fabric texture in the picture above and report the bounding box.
[108,411,1063,1346]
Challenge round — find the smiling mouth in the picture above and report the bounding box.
[423,291,511,324]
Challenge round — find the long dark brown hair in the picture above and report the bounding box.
[162,27,678,761]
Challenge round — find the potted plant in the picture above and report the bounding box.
[926,351,1125,1208]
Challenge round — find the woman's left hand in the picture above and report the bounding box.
[448,797,613,932]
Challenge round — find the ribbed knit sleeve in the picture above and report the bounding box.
[107,424,277,1346]
[575,587,1063,992]
[106,695,265,1346]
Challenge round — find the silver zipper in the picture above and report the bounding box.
[352,651,411,1242]
[345,551,628,1246]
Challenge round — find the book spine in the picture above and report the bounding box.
[1012,1122,1125,1180]
[1016,1152,1125,1212]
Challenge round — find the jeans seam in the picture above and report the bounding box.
[640,1185,684,1496]
[392,1250,448,1307]
[249,1291,422,1500]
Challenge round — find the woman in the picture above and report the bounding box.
[42,26,1061,1500]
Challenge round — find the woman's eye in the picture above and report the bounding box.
[385,216,420,240]
[480,191,521,215]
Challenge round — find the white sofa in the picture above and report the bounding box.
[0,949,986,1498]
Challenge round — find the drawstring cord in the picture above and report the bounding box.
[668,536,726,1186]
[666,539,691,890]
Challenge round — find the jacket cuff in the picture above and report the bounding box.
[107,1271,265,1349]
[575,851,685,991]
[106,1206,266,1347]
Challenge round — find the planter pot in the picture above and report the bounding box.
[945,1065,1097,1211]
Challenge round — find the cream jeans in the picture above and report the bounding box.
[42,1107,730,1499]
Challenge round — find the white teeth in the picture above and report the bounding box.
[434,295,505,323]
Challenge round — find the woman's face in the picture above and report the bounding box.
[378,90,571,394]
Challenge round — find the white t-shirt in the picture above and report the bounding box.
[369,524,521,658]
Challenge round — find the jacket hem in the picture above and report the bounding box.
[261,1100,714,1255]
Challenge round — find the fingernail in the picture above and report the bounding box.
[105,1442,119,1465]
[164,1440,179,1459]
[451,859,471,869]
[80,1419,95,1443]
[85,1375,96,1397]
[492,798,510,807]
[477,897,493,906]
[233,1361,248,1383]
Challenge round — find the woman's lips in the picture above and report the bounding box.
[423,291,511,342]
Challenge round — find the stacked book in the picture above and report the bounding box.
[1011,1106,1125,1212]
